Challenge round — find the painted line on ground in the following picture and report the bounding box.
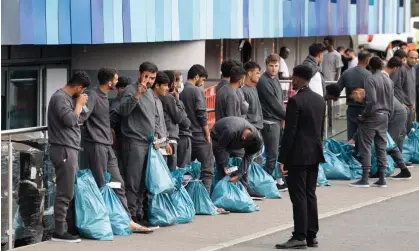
[196,186,419,251]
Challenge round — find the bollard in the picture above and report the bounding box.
[7,135,13,250]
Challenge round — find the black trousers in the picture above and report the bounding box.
[347,106,364,141]
[287,164,319,240]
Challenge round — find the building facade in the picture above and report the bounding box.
[1,0,412,130]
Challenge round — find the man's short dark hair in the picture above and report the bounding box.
[292,65,313,82]
[163,70,176,91]
[68,71,91,88]
[139,61,158,73]
[116,76,131,89]
[358,50,372,62]
[243,132,262,155]
[221,59,242,78]
[400,42,408,47]
[244,61,261,73]
[187,64,208,80]
[337,46,345,52]
[394,49,407,59]
[326,84,341,100]
[97,67,118,85]
[387,56,403,69]
[324,36,334,45]
[229,66,246,83]
[369,56,384,71]
[152,71,170,89]
[280,46,289,54]
[309,43,325,57]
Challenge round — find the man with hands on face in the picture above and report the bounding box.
[80,67,152,234]
[48,71,90,243]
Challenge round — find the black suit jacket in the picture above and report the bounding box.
[279,87,326,167]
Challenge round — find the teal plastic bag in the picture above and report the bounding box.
[171,169,195,224]
[408,127,419,163]
[321,150,352,180]
[385,132,397,151]
[211,176,258,213]
[75,169,113,240]
[317,164,330,186]
[100,173,131,236]
[402,138,413,162]
[145,144,175,195]
[325,139,362,179]
[184,161,219,215]
[148,193,178,226]
[248,162,280,198]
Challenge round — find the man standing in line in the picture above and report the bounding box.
[350,57,400,188]
[337,50,372,141]
[346,48,358,69]
[215,66,246,120]
[48,71,90,242]
[322,36,343,82]
[337,46,349,74]
[278,47,291,79]
[159,70,188,171]
[391,50,418,134]
[302,43,326,97]
[257,54,286,177]
[119,61,158,224]
[276,65,326,249]
[81,67,152,233]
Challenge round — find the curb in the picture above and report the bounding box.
[196,186,419,251]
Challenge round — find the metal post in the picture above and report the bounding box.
[324,102,328,139]
[8,135,13,250]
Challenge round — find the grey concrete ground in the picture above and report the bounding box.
[16,168,419,251]
[223,191,419,251]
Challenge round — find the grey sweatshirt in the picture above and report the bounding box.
[236,87,249,118]
[79,86,113,145]
[216,79,229,94]
[391,64,416,107]
[362,72,394,118]
[302,55,326,97]
[178,100,192,137]
[154,95,167,140]
[337,66,372,108]
[242,84,263,129]
[47,89,81,150]
[109,96,122,138]
[256,72,286,123]
[119,84,155,142]
[159,94,187,140]
[179,82,208,137]
[215,84,241,121]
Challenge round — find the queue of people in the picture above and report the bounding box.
[47,43,415,249]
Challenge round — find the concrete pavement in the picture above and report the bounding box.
[223,191,419,251]
[15,168,419,251]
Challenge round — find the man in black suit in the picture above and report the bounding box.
[275,65,326,249]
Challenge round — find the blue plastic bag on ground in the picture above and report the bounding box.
[148,193,178,226]
[324,139,362,179]
[248,162,280,198]
[145,144,175,195]
[385,132,397,151]
[211,176,258,213]
[171,169,195,224]
[402,138,413,162]
[317,164,330,186]
[184,161,219,215]
[75,169,113,240]
[408,127,419,163]
[100,172,131,236]
[321,150,352,180]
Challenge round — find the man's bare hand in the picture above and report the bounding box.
[205,135,211,143]
[76,93,88,106]
[229,176,239,183]
[348,139,355,145]
[280,163,288,176]
[154,143,159,150]
[165,143,173,155]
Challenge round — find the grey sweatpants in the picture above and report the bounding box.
[357,113,389,171]
[177,136,191,168]
[166,141,177,171]
[120,139,149,219]
[388,112,407,152]
[406,106,414,135]
[191,135,214,193]
[84,141,130,216]
[261,122,281,175]
[49,144,79,234]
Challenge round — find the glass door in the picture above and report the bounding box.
[4,68,40,129]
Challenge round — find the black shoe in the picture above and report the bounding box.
[349,179,370,188]
[275,238,307,249]
[391,169,412,180]
[369,172,379,178]
[307,238,318,247]
[247,188,265,199]
[277,183,288,192]
[372,179,387,188]
[51,232,81,243]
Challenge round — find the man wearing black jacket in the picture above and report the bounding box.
[257,54,286,177]
[276,65,326,249]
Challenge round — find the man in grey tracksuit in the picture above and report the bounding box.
[48,71,90,242]
[177,112,192,169]
[257,54,286,176]
[119,62,158,223]
[81,68,151,233]
[159,70,188,171]
[391,50,417,134]
[350,57,399,188]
